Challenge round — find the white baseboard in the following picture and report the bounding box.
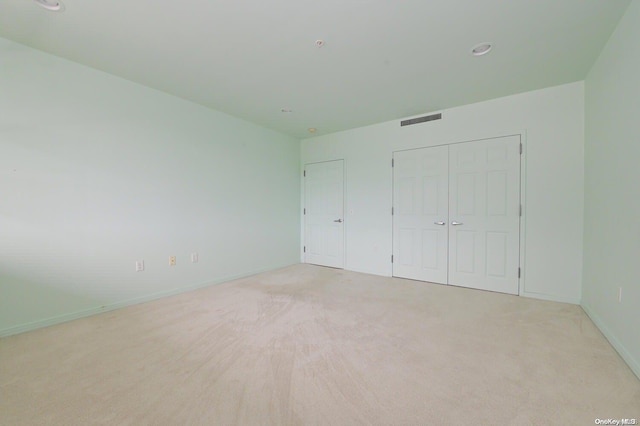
[521,291,580,305]
[581,302,640,380]
[0,264,297,338]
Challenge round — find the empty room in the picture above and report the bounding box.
[1,0,639,424]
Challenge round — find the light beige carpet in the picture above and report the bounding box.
[1,264,639,425]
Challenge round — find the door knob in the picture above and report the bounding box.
[334,219,343,223]
[434,221,446,225]
[451,221,463,226]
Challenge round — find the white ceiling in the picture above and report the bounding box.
[0,0,631,138]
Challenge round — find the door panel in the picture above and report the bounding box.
[304,160,344,268]
[486,232,508,277]
[455,231,476,273]
[398,229,415,266]
[393,146,449,284]
[448,136,520,294]
[421,229,440,269]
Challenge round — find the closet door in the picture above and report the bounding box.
[448,136,521,295]
[392,146,449,284]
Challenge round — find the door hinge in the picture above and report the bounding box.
[391,158,394,167]
[391,255,394,263]
[520,143,523,155]
[304,246,306,253]
[303,170,306,177]
[304,208,306,215]
[392,206,394,215]
[519,204,522,217]
[518,267,521,278]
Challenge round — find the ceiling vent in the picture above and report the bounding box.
[400,113,442,127]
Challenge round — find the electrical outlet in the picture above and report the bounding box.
[170,256,176,266]
[191,252,199,263]
[135,260,144,272]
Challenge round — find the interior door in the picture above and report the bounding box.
[393,146,449,284]
[448,135,521,294]
[304,160,345,269]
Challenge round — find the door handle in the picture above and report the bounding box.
[451,221,463,226]
[434,221,446,225]
[334,219,343,223]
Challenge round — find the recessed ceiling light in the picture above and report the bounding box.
[308,128,317,133]
[471,43,492,56]
[281,108,292,113]
[34,0,65,12]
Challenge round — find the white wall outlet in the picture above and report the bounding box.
[135,260,144,272]
[170,256,176,266]
[191,252,199,263]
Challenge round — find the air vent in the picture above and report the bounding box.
[400,113,442,127]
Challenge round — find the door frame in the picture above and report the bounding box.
[391,132,527,296]
[301,159,346,268]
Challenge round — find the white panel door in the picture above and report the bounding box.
[304,160,344,269]
[393,146,449,284]
[448,136,521,294]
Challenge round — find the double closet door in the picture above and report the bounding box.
[392,135,521,295]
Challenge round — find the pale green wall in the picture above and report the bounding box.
[302,82,585,304]
[583,1,640,378]
[0,38,300,336]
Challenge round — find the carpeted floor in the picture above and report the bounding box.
[1,264,639,425]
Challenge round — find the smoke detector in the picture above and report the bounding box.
[471,43,492,56]
[34,0,65,11]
